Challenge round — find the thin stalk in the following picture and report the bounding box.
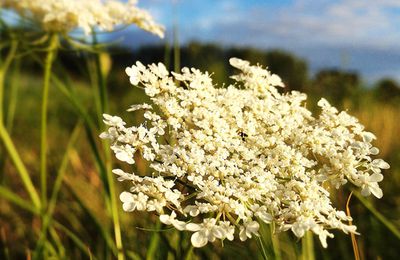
[0,38,18,123]
[40,34,58,207]
[301,231,315,260]
[183,245,193,260]
[6,57,21,132]
[48,227,65,259]
[90,33,124,259]
[146,222,161,260]
[270,226,282,260]
[0,124,41,209]
[173,26,180,75]
[257,236,268,260]
[105,153,124,260]
[346,192,360,260]
[0,38,18,183]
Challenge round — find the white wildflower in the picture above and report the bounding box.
[1,0,164,36]
[101,58,389,248]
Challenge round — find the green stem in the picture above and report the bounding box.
[106,156,124,260]
[146,222,161,260]
[257,236,268,260]
[0,38,18,183]
[0,124,41,209]
[6,57,21,132]
[270,226,282,260]
[301,231,315,260]
[40,34,58,207]
[90,33,124,259]
[0,38,18,123]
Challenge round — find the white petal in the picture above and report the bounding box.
[373,159,390,169]
[318,233,328,248]
[191,231,208,248]
[247,221,260,233]
[119,192,133,203]
[129,77,139,85]
[239,226,247,241]
[212,226,225,239]
[370,185,383,199]
[362,132,376,143]
[172,220,186,231]
[186,223,201,232]
[112,169,126,176]
[122,202,135,212]
[159,214,171,225]
[270,74,284,87]
[369,173,383,182]
[369,147,379,155]
[291,224,305,238]
[116,151,134,164]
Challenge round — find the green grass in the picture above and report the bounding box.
[0,36,399,259]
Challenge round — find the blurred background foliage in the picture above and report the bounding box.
[0,25,399,259]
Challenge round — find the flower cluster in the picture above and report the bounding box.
[100,58,389,248]
[1,0,164,36]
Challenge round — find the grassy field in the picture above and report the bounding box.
[0,40,399,260]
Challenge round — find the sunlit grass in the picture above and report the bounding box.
[0,17,399,260]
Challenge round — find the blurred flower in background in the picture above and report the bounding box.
[1,0,164,36]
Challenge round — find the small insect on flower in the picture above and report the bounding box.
[236,129,248,141]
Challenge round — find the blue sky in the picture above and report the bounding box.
[125,1,400,83]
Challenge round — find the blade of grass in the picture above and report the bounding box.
[42,240,57,258]
[0,186,92,258]
[40,33,58,207]
[353,190,400,239]
[34,121,82,257]
[146,222,162,260]
[0,125,41,209]
[126,250,142,260]
[63,180,117,255]
[0,37,18,183]
[0,37,17,123]
[0,185,39,215]
[5,56,20,132]
[257,236,269,260]
[49,227,65,259]
[53,222,95,259]
[90,33,124,260]
[51,71,109,195]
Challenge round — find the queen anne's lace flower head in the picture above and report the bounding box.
[100,58,389,248]
[1,0,164,36]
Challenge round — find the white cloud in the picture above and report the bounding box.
[122,0,400,82]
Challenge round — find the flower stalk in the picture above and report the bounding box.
[40,33,58,207]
